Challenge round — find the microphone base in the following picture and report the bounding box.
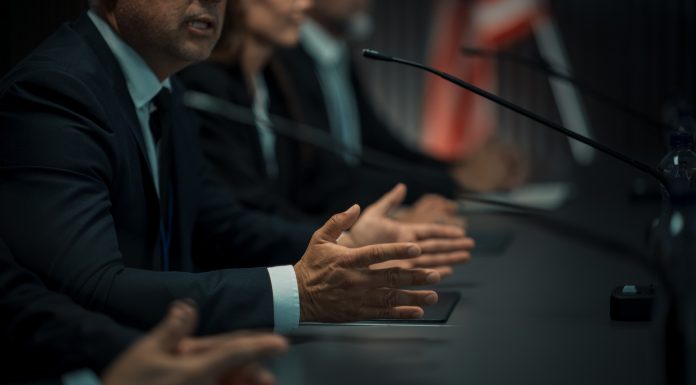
[610,284,656,322]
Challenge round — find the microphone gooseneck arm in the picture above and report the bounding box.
[362,49,667,188]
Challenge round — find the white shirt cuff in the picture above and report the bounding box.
[62,369,102,385]
[267,265,300,333]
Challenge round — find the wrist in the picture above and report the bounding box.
[293,262,313,322]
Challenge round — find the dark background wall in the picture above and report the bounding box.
[0,0,87,77]
[359,0,696,178]
[2,0,694,178]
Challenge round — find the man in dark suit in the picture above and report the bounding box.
[0,239,287,385]
[0,0,468,335]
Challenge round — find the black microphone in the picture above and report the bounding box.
[361,48,667,189]
[362,49,394,63]
[460,46,667,131]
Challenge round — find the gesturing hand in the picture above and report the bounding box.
[394,193,467,228]
[293,205,441,322]
[103,301,287,385]
[450,137,529,192]
[343,184,475,277]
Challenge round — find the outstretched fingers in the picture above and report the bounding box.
[412,252,471,268]
[365,183,408,216]
[349,267,441,288]
[343,242,422,267]
[314,204,361,242]
[417,238,475,254]
[412,223,467,240]
[148,300,198,352]
[361,289,439,308]
[359,306,426,320]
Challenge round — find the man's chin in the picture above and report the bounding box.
[177,45,216,64]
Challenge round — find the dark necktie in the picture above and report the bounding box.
[149,89,174,271]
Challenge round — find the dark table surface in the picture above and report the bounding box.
[272,158,668,385]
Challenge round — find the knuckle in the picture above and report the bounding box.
[414,270,430,284]
[362,246,384,266]
[376,308,393,319]
[329,213,343,227]
[334,250,351,265]
[371,244,386,259]
[382,290,400,307]
[311,229,324,242]
[385,268,401,287]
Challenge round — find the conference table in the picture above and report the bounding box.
[271,157,667,385]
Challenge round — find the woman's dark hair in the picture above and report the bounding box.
[210,0,310,154]
[208,0,246,64]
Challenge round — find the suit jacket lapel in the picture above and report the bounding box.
[71,13,163,226]
[72,14,156,186]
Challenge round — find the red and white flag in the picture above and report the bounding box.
[421,0,548,161]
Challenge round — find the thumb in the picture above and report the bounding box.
[367,183,407,216]
[147,300,198,352]
[316,204,361,242]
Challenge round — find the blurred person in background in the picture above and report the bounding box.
[278,0,528,201]
[179,0,472,275]
[179,0,467,226]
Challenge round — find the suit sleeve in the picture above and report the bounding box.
[0,69,279,333]
[0,240,140,383]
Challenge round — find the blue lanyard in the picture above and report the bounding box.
[159,185,173,271]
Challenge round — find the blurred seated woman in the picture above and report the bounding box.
[177,0,464,225]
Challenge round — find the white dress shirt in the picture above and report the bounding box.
[300,19,362,165]
[252,73,280,178]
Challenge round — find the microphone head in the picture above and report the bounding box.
[362,49,393,62]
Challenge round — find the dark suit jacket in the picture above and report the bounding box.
[278,44,458,214]
[0,14,314,333]
[0,239,140,383]
[177,61,320,223]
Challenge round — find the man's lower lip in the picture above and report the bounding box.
[187,25,215,36]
